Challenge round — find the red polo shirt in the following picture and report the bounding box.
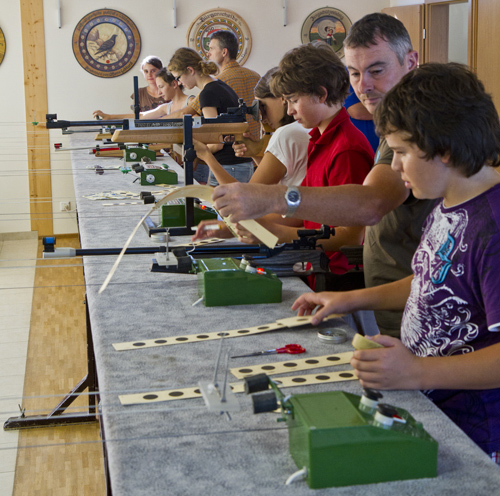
[302,107,374,274]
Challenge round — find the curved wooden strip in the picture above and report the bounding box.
[150,184,278,248]
[98,185,278,294]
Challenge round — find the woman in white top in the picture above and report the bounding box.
[141,68,195,118]
[193,67,310,187]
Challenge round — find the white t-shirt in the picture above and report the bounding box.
[165,95,195,115]
[265,121,310,186]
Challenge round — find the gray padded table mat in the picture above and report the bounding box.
[68,132,500,495]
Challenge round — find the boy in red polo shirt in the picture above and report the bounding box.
[234,41,373,277]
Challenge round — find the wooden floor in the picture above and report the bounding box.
[13,235,106,496]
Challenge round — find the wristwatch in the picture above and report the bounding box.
[283,186,301,218]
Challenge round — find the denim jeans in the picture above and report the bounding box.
[208,161,254,186]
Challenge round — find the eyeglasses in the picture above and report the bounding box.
[174,74,182,82]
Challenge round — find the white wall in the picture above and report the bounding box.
[43,0,390,119]
[449,2,468,64]
[4,0,391,234]
[0,3,30,234]
[389,0,420,6]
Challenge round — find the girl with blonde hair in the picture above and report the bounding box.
[168,47,254,184]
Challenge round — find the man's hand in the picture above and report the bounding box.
[350,334,423,390]
[212,183,286,223]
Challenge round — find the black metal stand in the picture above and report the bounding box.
[3,297,99,430]
[164,114,197,236]
[133,76,140,120]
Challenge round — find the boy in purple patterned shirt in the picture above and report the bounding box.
[291,63,500,460]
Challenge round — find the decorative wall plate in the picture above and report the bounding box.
[187,9,252,65]
[301,8,352,58]
[0,27,6,66]
[72,9,141,78]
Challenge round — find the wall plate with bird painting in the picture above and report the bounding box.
[72,9,141,78]
[300,7,351,59]
[0,26,6,66]
[187,9,252,65]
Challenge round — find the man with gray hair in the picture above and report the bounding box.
[212,13,436,337]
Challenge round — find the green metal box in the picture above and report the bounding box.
[125,146,156,162]
[140,169,178,186]
[160,202,217,227]
[193,258,282,307]
[286,391,438,488]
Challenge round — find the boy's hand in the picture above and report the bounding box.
[191,220,231,241]
[351,334,423,390]
[291,291,356,325]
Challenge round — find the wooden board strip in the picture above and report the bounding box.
[21,0,53,235]
[271,369,357,388]
[112,314,343,351]
[112,322,286,351]
[230,351,353,379]
[119,369,358,405]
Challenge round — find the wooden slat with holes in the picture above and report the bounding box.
[230,352,354,379]
[119,369,358,406]
[112,314,342,351]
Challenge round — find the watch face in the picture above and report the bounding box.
[288,190,300,203]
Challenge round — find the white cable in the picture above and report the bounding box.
[192,296,204,307]
[285,467,307,485]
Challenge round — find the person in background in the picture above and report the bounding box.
[168,31,261,183]
[293,63,500,463]
[345,84,378,153]
[167,31,261,141]
[141,68,195,118]
[193,67,309,187]
[93,55,165,119]
[167,47,254,185]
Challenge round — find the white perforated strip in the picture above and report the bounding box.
[112,322,286,351]
[112,314,342,351]
[118,369,357,405]
[230,351,353,379]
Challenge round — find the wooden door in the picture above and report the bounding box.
[474,0,500,111]
[382,5,425,60]
[424,0,471,65]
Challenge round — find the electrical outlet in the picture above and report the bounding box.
[60,201,71,212]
